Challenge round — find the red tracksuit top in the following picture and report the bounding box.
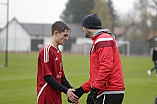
[81,30,125,95]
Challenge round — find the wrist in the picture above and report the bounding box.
[74,86,85,98]
[78,86,85,94]
[61,86,69,94]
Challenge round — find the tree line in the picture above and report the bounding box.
[60,0,157,41]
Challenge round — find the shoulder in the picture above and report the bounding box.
[94,33,114,44]
[39,44,56,62]
[39,44,52,54]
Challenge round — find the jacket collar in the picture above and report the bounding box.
[92,29,114,40]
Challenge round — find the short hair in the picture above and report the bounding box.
[51,21,70,35]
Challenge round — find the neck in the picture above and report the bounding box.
[90,29,99,38]
[49,36,58,48]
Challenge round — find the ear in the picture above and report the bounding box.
[54,31,59,36]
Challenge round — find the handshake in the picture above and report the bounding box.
[67,87,99,104]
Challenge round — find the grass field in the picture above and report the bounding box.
[0,53,157,104]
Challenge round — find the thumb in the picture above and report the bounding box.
[70,89,76,92]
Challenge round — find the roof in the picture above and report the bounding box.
[68,23,84,38]
[21,23,52,36]
[21,22,84,38]
[0,18,88,38]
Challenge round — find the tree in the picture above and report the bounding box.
[129,0,157,40]
[92,0,112,31]
[120,0,150,40]
[60,0,94,24]
[148,0,157,33]
[108,0,117,32]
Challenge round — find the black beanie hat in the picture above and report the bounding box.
[82,14,102,29]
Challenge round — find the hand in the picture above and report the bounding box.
[67,99,79,104]
[66,89,78,103]
[67,86,85,103]
[86,88,99,104]
[75,100,79,104]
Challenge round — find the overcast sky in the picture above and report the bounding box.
[0,0,136,28]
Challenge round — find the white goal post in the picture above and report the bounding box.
[116,41,130,56]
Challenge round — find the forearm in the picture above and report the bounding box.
[44,75,68,94]
[61,76,72,89]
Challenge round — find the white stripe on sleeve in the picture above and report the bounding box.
[44,44,51,63]
[95,38,113,44]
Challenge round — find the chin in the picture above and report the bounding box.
[59,42,65,46]
[85,36,90,38]
[61,43,64,46]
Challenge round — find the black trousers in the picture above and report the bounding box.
[150,62,157,74]
[95,94,124,104]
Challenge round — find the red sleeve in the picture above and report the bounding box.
[92,46,113,90]
[81,79,91,93]
[42,62,53,77]
[40,51,54,77]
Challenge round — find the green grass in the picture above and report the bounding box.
[0,53,157,104]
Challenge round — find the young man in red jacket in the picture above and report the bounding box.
[73,14,125,104]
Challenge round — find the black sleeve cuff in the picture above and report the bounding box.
[61,86,69,94]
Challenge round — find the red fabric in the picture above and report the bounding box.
[37,43,65,104]
[82,33,125,94]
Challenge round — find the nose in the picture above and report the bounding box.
[65,36,68,40]
[82,27,85,33]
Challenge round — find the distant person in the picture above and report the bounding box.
[155,96,157,104]
[37,21,78,104]
[147,47,157,76]
[69,14,125,104]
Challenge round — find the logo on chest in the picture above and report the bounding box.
[56,60,63,78]
[57,71,62,78]
[55,57,58,61]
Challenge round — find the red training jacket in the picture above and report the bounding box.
[81,30,125,95]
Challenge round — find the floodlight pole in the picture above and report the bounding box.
[5,0,9,67]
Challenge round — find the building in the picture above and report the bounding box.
[0,18,31,52]
[0,18,84,52]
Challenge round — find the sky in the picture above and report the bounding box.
[0,0,136,28]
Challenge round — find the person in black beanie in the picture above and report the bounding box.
[69,14,125,104]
